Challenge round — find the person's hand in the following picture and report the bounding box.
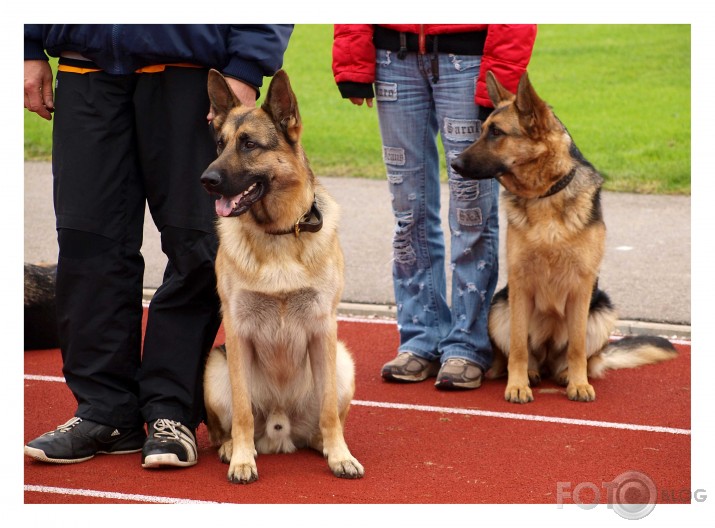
[206,76,257,122]
[24,60,54,120]
[225,77,257,107]
[349,97,373,108]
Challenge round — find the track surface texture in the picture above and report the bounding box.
[24,314,700,523]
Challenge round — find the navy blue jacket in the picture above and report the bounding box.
[24,24,293,90]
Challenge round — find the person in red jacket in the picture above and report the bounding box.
[333,24,536,389]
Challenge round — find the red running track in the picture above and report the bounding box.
[24,315,690,506]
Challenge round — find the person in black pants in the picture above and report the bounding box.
[23,24,293,469]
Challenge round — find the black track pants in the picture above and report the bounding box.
[52,65,221,429]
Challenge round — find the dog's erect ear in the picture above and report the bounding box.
[514,72,553,136]
[486,71,514,106]
[261,70,302,143]
[207,69,240,123]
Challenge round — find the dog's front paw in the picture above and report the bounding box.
[328,455,365,479]
[505,384,534,403]
[227,461,259,484]
[566,382,595,402]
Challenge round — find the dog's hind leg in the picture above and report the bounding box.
[203,345,233,448]
[485,287,509,380]
[528,352,543,386]
[336,341,356,426]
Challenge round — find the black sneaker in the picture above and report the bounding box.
[24,417,145,464]
[141,419,198,469]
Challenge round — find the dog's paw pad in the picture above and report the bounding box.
[330,457,365,479]
[227,463,259,484]
[505,384,534,403]
[567,383,595,402]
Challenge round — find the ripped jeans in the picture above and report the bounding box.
[375,49,499,371]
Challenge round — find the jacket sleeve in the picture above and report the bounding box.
[223,24,294,90]
[332,24,376,99]
[24,25,48,61]
[476,24,537,108]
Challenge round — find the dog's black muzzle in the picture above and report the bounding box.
[200,169,224,194]
[450,152,507,181]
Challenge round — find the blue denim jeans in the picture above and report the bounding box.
[375,49,499,371]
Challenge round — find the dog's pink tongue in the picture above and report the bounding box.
[215,195,240,217]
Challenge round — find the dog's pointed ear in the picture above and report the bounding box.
[486,71,514,106]
[207,69,240,123]
[261,70,302,143]
[514,72,553,136]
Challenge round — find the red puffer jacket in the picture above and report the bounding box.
[332,24,537,108]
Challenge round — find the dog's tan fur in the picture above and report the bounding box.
[201,69,363,483]
[452,72,676,403]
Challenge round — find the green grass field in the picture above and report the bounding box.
[24,24,690,194]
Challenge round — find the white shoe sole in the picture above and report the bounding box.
[142,452,197,468]
[24,445,141,464]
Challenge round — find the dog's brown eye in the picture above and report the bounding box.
[244,141,257,150]
[216,139,225,152]
[489,126,504,138]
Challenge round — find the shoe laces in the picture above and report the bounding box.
[446,358,468,366]
[151,419,183,440]
[55,417,83,433]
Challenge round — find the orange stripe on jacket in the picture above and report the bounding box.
[58,63,203,74]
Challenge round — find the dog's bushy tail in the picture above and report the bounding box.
[588,335,678,378]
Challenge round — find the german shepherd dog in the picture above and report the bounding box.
[200,70,364,482]
[451,72,677,403]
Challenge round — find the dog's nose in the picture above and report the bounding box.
[450,156,465,175]
[200,170,223,189]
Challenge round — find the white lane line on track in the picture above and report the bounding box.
[351,400,690,435]
[24,374,64,383]
[338,315,397,326]
[25,374,689,436]
[24,484,220,504]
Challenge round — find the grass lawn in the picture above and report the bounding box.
[24,24,690,194]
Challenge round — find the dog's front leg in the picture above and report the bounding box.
[564,288,596,402]
[505,287,534,403]
[309,325,364,479]
[225,331,259,483]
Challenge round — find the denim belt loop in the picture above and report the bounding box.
[431,35,440,83]
[397,32,408,59]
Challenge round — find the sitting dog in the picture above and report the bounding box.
[201,69,364,482]
[451,72,677,403]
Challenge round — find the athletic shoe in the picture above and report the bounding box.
[434,357,484,390]
[381,352,440,382]
[141,419,198,468]
[24,417,145,464]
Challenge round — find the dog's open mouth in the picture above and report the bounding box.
[214,182,266,218]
